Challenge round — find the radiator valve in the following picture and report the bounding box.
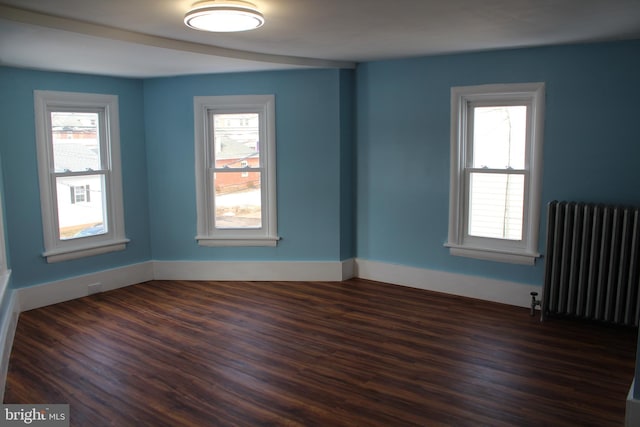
[530,292,541,316]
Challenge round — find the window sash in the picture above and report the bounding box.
[47,109,111,242]
[464,169,528,244]
[56,173,107,239]
[463,102,532,246]
[209,169,265,230]
[208,108,265,232]
[48,107,108,173]
[465,101,532,170]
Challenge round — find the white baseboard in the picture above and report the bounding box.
[15,259,354,313]
[14,258,539,312]
[17,262,153,312]
[627,381,640,427]
[0,289,19,403]
[152,259,355,282]
[354,258,540,308]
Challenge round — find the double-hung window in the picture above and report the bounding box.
[194,95,278,246]
[447,83,545,265]
[34,91,128,263]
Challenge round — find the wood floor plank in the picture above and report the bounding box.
[4,279,637,426]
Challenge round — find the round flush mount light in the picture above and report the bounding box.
[184,0,265,32]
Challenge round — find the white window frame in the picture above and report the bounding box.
[34,90,128,263]
[194,94,278,247]
[446,83,545,265]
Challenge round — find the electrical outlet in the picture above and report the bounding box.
[88,282,102,295]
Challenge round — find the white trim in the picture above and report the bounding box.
[342,258,355,280]
[10,256,546,311]
[14,260,355,312]
[627,381,640,427]
[17,262,152,312]
[355,258,539,308]
[445,243,539,265]
[34,90,128,263]
[0,289,19,403]
[11,258,539,312]
[195,236,279,247]
[43,238,130,263]
[152,259,355,282]
[447,82,545,264]
[0,194,8,276]
[0,270,10,312]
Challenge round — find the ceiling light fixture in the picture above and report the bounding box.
[184,0,265,32]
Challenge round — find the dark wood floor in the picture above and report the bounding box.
[4,279,637,426]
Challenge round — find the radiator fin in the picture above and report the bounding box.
[542,201,640,326]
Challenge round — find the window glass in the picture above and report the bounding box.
[213,172,262,229]
[468,104,527,241]
[472,106,526,169]
[57,176,106,240]
[51,112,101,172]
[212,113,262,230]
[468,172,524,240]
[213,113,260,168]
[50,110,107,241]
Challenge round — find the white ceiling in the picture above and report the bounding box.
[0,0,639,78]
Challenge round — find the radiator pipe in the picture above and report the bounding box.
[530,292,541,317]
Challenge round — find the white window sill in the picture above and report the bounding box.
[43,238,130,263]
[196,236,280,247]
[445,243,540,265]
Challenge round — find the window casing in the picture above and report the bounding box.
[34,91,128,263]
[446,83,545,265]
[0,186,10,290]
[194,95,278,246]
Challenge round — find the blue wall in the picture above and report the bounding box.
[0,66,354,289]
[356,40,640,285]
[0,68,151,288]
[339,70,356,260]
[0,40,638,289]
[143,68,353,262]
